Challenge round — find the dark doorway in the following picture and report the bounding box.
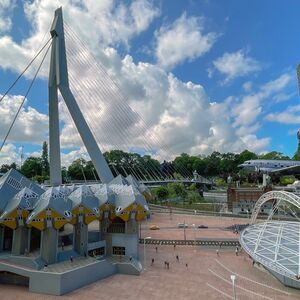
[30,228,41,252]
[3,227,13,251]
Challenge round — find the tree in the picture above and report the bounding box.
[0,163,17,173]
[68,158,87,180]
[237,150,258,164]
[155,186,169,202]
[21,157,43,178]
[41,141,50,177]
[260,151,290,160]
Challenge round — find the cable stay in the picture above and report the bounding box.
[0,40,52,152]
[0,37,52,104]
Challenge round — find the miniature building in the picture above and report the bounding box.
[0,169,149,295]
[227,186,272,214]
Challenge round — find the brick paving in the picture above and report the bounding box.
[1,213,300,299]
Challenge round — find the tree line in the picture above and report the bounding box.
[0,141,296,183]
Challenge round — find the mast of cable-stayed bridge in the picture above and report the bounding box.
[48,7,114,186]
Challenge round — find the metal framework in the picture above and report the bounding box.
[240,190,300,280]
[251,190,300,224]
[241,221,300,279]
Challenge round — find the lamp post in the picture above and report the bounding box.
[230,275,236,300]
[143,236,151,271]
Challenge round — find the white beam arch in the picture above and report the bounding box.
[251,191,300,224]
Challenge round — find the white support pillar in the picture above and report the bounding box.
[48,7,114,184]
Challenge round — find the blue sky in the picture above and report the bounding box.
[0,0,300,166]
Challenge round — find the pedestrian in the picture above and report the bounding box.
[70,255,73,263]
[176,255,179,262]
[235,249,238,256]
[164,261,167,268]
[167,262,169,269]
[151,258,154,266]
[216,249,219,256]
[252,260,255,266]
[129,256,132,262]
[84,252,87,258]
[185,263,188,269]
[174,244,176,250]
[155,246,158,253]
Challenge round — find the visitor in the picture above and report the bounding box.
[70,255,73,263]
[155,246,158,253]
[151,258,154,266]
[216,249,219,256]
[185,263,188,269]
[235,249,238,256]
[176,255,179,262]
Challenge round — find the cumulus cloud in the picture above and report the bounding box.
[232,73,293,128]
[0,143,20,165]
[0,0,15,34]
[0,0,275,165]
[266,104,300,124]
[0,0,160,76]
[155,13,217,69]
[0,94,48,144]
[212,49,261,83]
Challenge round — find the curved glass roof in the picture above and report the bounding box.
[240,221,300,279]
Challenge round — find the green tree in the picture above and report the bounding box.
[21,157,43,178]
[260,151,290,160]
[155,186,169,202]
[237,150,258,164]
[68,158,87,180]
[41,141,50,177]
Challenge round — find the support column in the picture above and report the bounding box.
[73,223,88,255]
[40,228,58,264]
[12,227,29,255]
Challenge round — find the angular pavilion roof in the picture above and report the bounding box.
[68,185,100,216]
[27,187,73,223]
[0,169,44,212]
[90,184,115,206]
[0,187,39,219]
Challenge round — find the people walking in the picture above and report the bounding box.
[216,249,219,256]
[185,263,188,269]
[176,255,179,262]
[151,258,154,266]
[155,246,158,253]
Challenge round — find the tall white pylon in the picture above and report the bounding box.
[48,7,114,185]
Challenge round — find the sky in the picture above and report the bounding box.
[0,0,300,167]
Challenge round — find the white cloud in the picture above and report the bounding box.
[232,73,293,128]
[266,104,300,124]
[0,1,274,165]
[0,143,19,165]
[0,94,48,144]
[0,0,159,76]
[155,13,217,69]
[0,0,15,34]
[213,49,261,83]
[242,81,252,92]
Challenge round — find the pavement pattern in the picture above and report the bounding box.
[1,213,300,299]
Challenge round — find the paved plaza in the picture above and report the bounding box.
[1,213,300,299]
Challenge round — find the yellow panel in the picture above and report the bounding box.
[119,211,130,222]
[54,219,68,230]
[3,220,17,230]
[31,220,45,231]
[85,214,97,224]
